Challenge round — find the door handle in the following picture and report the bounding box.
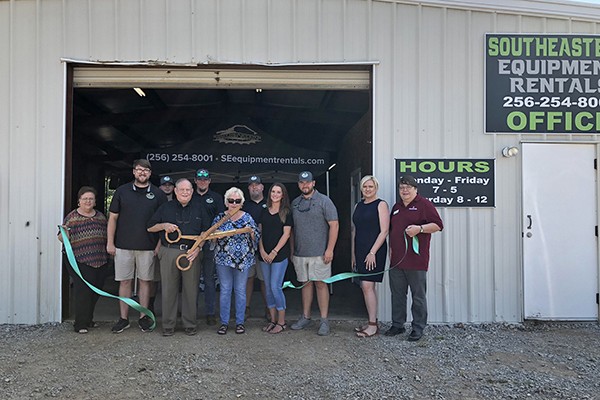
[526,215,532,230]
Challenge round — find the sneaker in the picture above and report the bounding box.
[162,328,174,337]
[407,330,423,342]
[138,315,154,332]
[111,318,130,333]
[291,315,312,330]
[318,319,330,336]
[184,327,198,336]
[384,326,406,336]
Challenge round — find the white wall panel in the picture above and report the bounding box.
[0,0,12,324]
[117,0,143,60]
[141,0,168,61]
[3,0,600,324]
[269,0,295,62]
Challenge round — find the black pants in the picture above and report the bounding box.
[67,261,108,331]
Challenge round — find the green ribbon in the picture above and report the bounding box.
[59,226,156,330]
[283,232,418,290]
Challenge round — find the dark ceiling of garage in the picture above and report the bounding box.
[72,87,370,182]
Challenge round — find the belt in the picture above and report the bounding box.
[166,243,190,251]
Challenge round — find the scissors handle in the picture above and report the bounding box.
[175,225,253,271]
[165,228,199,244]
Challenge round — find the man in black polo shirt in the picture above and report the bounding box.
[107,159,167,333]
[242,175,268,320]
[148,178,210,336]
[193,168,224,325]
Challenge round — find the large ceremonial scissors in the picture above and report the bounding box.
[164,209,252,271]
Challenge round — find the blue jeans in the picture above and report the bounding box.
[201,247,216,316]
[216,263,249,325]
[260,259,288,311]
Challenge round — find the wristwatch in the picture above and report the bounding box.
[419,225,424,233]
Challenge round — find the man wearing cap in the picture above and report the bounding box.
[290,171,339,336]
[147,178,210,336]
[159,175,175,201]
[194,168,224,325]
[106,159,167,333]
[386,175,443,341]
[242,175,268,320]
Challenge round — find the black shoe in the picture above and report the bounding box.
[184,327,198,336]
[206,315,217,326]
[162,328,174,337]
[407,330,423,341]
[111,318,130,334]
[138,315,154,332]
[384,326,406,336]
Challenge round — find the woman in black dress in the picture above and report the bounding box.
[351,175,389,337]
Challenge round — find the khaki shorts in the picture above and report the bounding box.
[114,248,155,281]
[292,256,331,282]
[247,258,264,280]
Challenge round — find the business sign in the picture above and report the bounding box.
[144,124,329,178]
[395,159,495,207]
[485,34,600,134]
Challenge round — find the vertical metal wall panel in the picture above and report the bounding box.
[370,1,395,319]
[194,0,219,63]
[38,0,68,323]
[89,0,117,60]
[0,0,11,324]
[295,0,320,62]
[243,0,269,63]
[269,0,295,62]
[117,0,143,60]
[141,0,168,61]
[64,0,91,59]
[168,0,194,63]
[3,0,600,324]
[219,0,244,62]
[8,0,40,323]
[345,0,369,61]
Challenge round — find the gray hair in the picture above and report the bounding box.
[224,186,245,205]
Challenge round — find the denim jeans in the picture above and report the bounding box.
[260,259,288,311]
[216,263,249,325]
[201,247,216,316]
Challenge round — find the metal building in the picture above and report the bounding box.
[2,0,600,325]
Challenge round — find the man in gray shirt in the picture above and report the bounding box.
[290,171,339,336]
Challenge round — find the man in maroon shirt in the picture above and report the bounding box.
[386,175,443,341]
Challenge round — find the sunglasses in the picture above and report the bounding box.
[227,198,242,204]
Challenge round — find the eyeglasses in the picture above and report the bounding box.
[134,167,151,173]
[227,198,242,204]
[399,185,415,191]
[177,188,193,193]
[296,197,313,212]
[80,197,95,202]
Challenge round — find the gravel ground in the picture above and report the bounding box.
[0,320,599,399]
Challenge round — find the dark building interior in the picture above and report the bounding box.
[65,68,374,320]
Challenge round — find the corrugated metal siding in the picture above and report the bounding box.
[2,0,600,324]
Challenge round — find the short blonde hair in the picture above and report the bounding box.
[224,186,245,205]
[360,175,379,191]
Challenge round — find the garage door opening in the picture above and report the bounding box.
[64,64,374,322]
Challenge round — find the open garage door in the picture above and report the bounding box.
[65,63,373,321]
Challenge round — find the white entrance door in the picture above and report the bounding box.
[523,143,598,320]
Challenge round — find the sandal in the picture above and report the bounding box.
[354,318,377,333]
[269,323,287,334]
[235,324,246,334]
[217,324,228,335]
[77,328,89,334]
[262,322,276,332]
[356,321,378,338]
